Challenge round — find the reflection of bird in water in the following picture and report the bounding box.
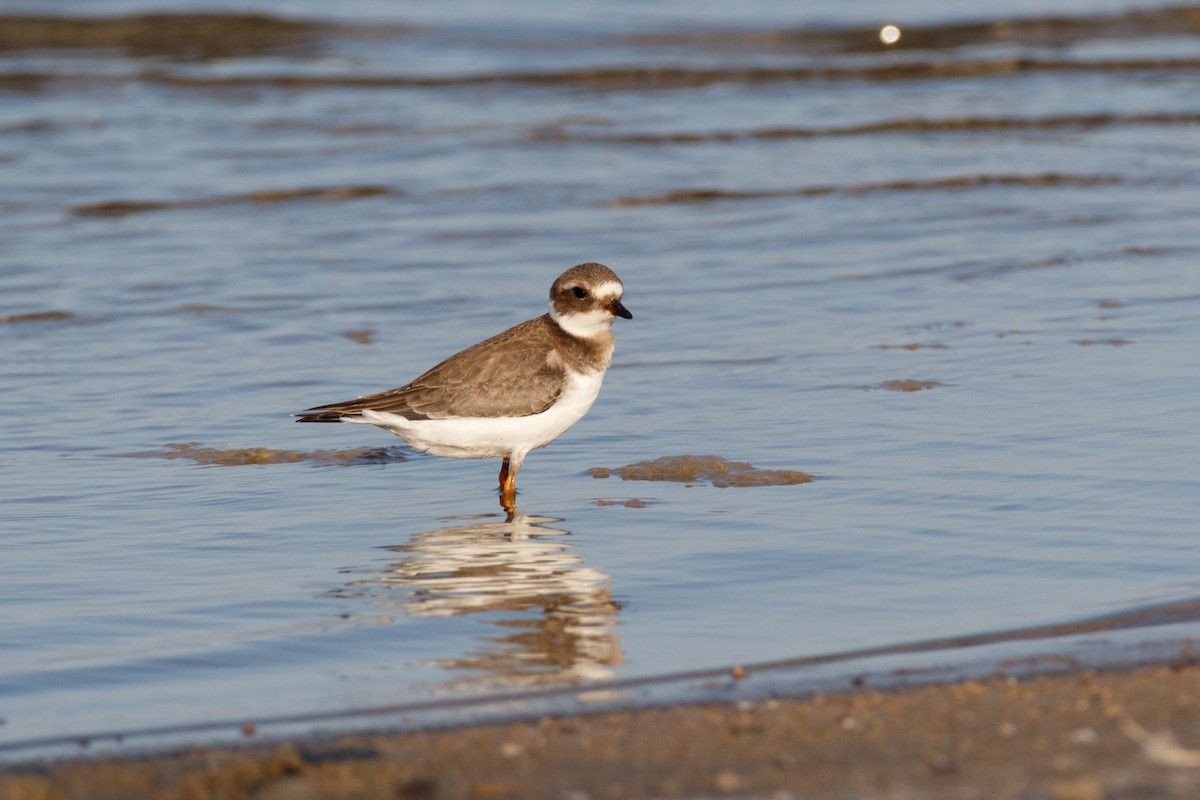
[343,509,622,690]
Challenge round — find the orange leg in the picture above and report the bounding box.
[498,455,511,489]
[498,455,518,512]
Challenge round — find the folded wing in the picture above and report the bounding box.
[296,317,566,422]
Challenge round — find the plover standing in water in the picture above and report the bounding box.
[297,263,632,510]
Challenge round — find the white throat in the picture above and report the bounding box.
[549,303,616,338]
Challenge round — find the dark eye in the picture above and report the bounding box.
[572,287,589,299]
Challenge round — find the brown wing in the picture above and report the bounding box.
[296,316,566,422]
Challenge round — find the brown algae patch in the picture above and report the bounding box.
[340,329,377,344]
[589,456,812,488]
[594,498,651,508]
[72,185,395,218]
[620,7,1200,55]
[0,310,74,324]
[873,342,950,351]
[128,442,405,466]
[549,113,1200,146]
[0,13,325,59]
[869,379,944,392]
[609,173,1122,207]
[1075,338,1133,346]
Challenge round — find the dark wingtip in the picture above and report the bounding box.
[294,411,344,423]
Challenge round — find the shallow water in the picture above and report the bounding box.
[3,0,1200,753]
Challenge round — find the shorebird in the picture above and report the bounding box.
[297,263,631,510]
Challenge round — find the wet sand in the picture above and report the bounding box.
[588,455,813,487]
[6,656,1200,799]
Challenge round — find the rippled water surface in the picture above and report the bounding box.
[3,0,1200,752]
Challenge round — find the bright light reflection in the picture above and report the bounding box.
[879,24,902,45]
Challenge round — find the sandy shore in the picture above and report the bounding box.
[5,657,1200,800]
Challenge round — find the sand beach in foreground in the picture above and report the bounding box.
[5,654,1200,800]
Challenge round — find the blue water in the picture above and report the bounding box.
[2,0,1200,752]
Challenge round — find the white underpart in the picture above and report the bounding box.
[352,369,606,469]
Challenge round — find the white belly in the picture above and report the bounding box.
[353,369,606,462]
